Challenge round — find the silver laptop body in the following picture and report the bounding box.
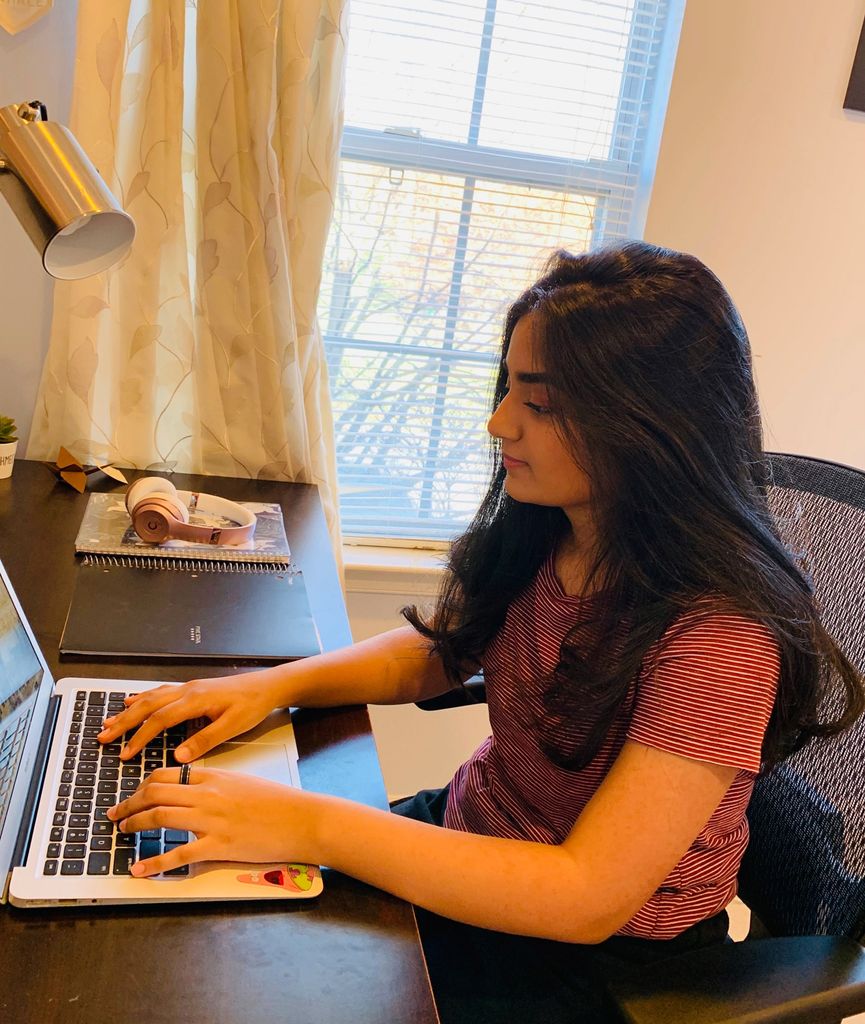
[0,559,322,907]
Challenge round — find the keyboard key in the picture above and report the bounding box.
[87,691,106,705]
[65,746,78,759]
[66,829,88,843]
[47,843,61,858]
[109,692,126,701]
[63,844,86,859]
[74,700,85,712]
[50,827,64,842]
[85,715,103,727]
[73,787,94,801]
[72,711,83,724]
[81,739,99,750]
[120,778,138,793]
[67,722,81,735]
[79,750,98,762]
[141,829,161,839]
[63,758,76,771]
[74,773,95,786]
[121,765,141,778]
[115,833,135,848]
[76,690,86,699]
[113,848,135,874]
[100,755,120,768]
[92,821,114,835]
[58,784,72,798]
[102,744,122,755]
[164,830,189,844]
[71,800,93,814]
[90,836,112,852]
[98,781,118,795]
[138,839,161,860]
[55,797,69,812]
[52,812,66,827]
[83,726,102,738]
[163,864,190,877]
[144,760,164,772]
[70,815,91,828]
[99,768,119,781]
[94,808,110,822]
[43,860,58,876]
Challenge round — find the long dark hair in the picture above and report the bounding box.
[404,241,863,771]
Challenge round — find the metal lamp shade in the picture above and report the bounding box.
[0,104,135,280]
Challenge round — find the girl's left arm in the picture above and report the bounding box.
[109,740,736,944]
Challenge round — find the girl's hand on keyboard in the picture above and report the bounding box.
[107,766,317,875]
[97,670,285,763]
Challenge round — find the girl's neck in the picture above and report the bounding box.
[555,514,600,597]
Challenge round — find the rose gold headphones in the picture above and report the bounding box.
[125,477,257,546]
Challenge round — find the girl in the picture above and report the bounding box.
[99,241,862,1024]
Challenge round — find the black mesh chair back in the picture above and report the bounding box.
[738,453,865,939]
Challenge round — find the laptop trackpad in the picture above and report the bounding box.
[199,743,295,786]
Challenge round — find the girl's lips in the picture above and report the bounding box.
[502,454,528,470]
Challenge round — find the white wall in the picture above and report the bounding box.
[0,2,79,451]
[646,0,865,468]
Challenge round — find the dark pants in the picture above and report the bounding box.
[391,786,729,1024]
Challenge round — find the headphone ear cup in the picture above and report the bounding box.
[131,494,189,542]
[126,477,181,515]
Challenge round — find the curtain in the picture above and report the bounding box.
[27,0,346,546]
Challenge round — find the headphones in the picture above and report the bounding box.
[125,477,257,546]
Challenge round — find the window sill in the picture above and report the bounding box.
[342,544,445,597]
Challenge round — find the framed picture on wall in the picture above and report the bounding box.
[845,16,865,111]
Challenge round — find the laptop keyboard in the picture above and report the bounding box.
[43,689,190,879]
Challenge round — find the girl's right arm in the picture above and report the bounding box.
[97,626,461,761]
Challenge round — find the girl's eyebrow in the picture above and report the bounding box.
[512,371,550,385]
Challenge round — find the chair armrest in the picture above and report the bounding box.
[415,675,486,711]
[604,935,865,1024]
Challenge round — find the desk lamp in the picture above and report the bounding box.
[0,99,135,279]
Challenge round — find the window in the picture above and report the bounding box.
[318,0,683,542]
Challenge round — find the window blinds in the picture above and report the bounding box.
[318,0,679,542]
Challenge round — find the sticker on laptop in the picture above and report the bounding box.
[236,863,317,892]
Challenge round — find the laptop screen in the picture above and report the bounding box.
[0,574,43,838]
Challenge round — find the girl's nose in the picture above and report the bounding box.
[487,392,519,440]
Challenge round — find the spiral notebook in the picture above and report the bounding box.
[60,558,321,660]
[74,492,292,565]
[61,494,321,661]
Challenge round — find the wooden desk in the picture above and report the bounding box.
[0,461,438,1024]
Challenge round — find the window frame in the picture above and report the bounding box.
[324,0,684,545]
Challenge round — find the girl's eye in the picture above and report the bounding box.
[525,402,551,415]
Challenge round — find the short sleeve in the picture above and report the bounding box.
[627,611,781,773]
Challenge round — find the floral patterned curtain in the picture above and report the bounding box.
[27,0,346,544]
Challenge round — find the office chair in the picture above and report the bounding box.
[418,453,865,1023]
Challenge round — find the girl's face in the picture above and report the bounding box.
[487,314,591,514]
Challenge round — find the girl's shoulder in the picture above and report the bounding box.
[654,594,781,662]
[630,596,782,773]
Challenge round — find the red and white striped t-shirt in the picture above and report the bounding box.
[443,555,780,939]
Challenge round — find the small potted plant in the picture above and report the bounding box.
[0,416,18,479]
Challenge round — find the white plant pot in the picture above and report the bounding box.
[0,440,18,479]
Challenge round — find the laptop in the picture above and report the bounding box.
[0,559,323,907]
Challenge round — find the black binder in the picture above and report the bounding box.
[60,557,321,660]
